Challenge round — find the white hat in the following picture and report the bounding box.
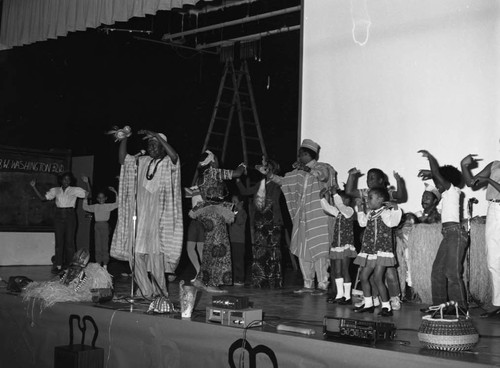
[424,183,441,201]
[199,150,215,166]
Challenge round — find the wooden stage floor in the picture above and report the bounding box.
[1,264,500,367]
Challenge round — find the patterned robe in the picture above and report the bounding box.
[279,161,337,262]
[190,167,235,287]
[110,154,184,272]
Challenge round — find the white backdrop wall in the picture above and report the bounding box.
[300,0,500,216]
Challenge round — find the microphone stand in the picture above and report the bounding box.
[466,199,482,309]
[127,154,143,304]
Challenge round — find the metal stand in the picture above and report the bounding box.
[466,198,482,309]
[126,156,146,304]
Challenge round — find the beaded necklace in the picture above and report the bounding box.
[146,157,164,180]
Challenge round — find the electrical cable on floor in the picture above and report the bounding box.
[106,309,118,367]
[238,319,264,368]
[104,307,139,367]
[478,334,500,339]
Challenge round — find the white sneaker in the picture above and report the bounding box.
[390,296,401,311]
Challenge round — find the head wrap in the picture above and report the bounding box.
[300,139,320,153]
[199,150,215,167]
[424,183,441,201]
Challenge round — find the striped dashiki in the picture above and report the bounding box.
[280,162,337,262]
[110,154,184,272]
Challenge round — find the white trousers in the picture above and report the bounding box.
[298,257,330,289]
[486,202,500,306]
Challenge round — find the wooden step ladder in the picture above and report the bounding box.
[192,56,267,185]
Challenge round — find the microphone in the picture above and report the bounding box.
[469,197,478,204]
[134,150,146,158]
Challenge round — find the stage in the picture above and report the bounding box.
[1,265,500,368]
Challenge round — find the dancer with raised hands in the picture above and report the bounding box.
[345,167,407,310]
[418,149,467,313]
[189,150,246,293]
[353,187,402,316]
[265,139,337,295]
[110,126,184,298]
[30,172,87,274]
[320,185,357,305]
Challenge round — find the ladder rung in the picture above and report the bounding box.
[218,102,234,108]
[207,146,222,152]
[210,132,225,137]
[247,151,264,156]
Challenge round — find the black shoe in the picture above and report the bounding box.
[327,297,346,304]
[327,296,337,304]
[354,305,375,313]
[378,307,393,317]
[480,308,500,318]
[51,267,61,275]
[338,298,352,305]
[420,306,433,314]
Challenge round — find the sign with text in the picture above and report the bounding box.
[0,145,71,232]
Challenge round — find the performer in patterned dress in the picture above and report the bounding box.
[353,187,402,317]
[189,150,246,293]
[320,187,357,304]
[237,159,285,288]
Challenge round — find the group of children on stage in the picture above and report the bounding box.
[33,142,500,319]
[216,147,498,319]
[307,148,499,319]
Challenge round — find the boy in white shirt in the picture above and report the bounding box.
[418,150,467,313]
[30,172,87,273]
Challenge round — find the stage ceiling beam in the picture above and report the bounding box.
[162,5,301,41]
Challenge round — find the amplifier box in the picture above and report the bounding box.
[206,307,262,328]
[323,316,396,344]
[212,295,249,310]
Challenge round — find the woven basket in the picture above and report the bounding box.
[418,301,478,351]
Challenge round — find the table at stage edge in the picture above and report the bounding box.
[1,292,497,368]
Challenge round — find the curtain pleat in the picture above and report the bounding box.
[0,0,224,49]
